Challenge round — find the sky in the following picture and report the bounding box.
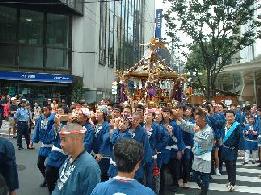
[154,0,261,61]
[155,0,163,9]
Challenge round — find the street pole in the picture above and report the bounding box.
[253,71,257,105]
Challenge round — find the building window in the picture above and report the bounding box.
[19,9,44,68]
[0,6,71,70]
[0,7,17,66]
[108,2,115,68]
[115,0,144,71]
[46,14,69,69]
[99,3,107,66]
[0,7,17,43]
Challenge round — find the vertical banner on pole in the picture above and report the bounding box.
[155,9,163,39]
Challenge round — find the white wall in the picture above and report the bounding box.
[72,1,156,102]
[143,0,156,44]
[72,3,115,91]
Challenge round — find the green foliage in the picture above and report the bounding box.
[164,0,261,99]
[72,79,84,103]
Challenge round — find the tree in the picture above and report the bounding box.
[163,0,261,99]
[72,79,84,103]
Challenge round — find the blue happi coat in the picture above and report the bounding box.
[93,121,111,156]
[33,113,55,157]
[256,115,261,145]
[130,125,153,181]
[108,128,132,177]
[159,120,185,165]
[243,123,258,150]
[90,178,155,195]
[108,126,152,182]
[207,113,226,142]
[181,118,195,161]
[182,117,195,147]
[46,123,67,168]
[221,121,243,161]
[255,115,261,134]
[92,121,111,178]
[235,111,246,126]
[0,137,19,192]
[52,152,101,195]
[84,122,95,153]
[148,122,169,155]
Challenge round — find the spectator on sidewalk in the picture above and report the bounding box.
[14,99,32,150]
[9,97,18,138]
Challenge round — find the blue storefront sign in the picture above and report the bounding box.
[155,9,163,39]
[0,71,73,84]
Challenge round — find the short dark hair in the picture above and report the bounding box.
[162,107,172,113]
[113,104,123,112]
[43,105,52,111]
[194,108,207,118]
[225,110,235,116]
[123,105,132,111]
[136,104,145,112]
[114,139,144,173]
[202,104,212,113]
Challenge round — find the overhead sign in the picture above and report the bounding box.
[0,71,73,84]
[155,9,163,39]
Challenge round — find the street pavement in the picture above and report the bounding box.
[1,120,261,195]
[1,120,48,195]
[175,157,261,195]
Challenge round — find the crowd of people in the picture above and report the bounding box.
[0,96,261,195]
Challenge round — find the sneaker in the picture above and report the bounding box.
[228,185,235,192]
[252,161,256,164]
[27,146,35,150]
[225,182,231,188]
[242,162,248,165]
[215,168,221,176]
[18,147,24,150]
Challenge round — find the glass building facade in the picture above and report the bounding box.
[0,5,73,104]
[99,0,145,70]
[0,6,71,71]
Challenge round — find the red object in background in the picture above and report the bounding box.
[153,163,160,176]
[3,103,10,118]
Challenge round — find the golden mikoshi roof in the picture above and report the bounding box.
[125,60,179,79]
[116,38,186,81]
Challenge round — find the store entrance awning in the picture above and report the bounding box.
[0,0,83,15]
[0,71,73,84]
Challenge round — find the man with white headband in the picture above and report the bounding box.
[52,122,101,195]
